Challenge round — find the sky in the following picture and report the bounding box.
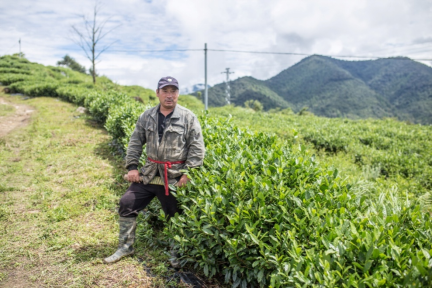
[1,0,431,92]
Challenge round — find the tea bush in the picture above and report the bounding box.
[0,73,33,85]
[211,106,432,196]
[105,100,149,148]
[10,80,59,97]
[0,68,31,74]
[84,91,131,122]
[166,117,432,287]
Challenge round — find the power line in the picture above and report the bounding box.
[106,47,432,61]
[208,48,432,61]
[108,49,202,52]
[3,40,431,61]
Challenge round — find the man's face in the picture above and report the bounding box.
[156,85,179,110]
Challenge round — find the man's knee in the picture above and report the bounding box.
[120,192,134,207]
[118,192,135,216]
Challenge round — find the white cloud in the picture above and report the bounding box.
[0,0,431,91]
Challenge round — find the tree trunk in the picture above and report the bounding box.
[92,18,96,84]
[92,59,96,84]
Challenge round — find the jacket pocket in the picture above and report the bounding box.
[164,124,186,150]
[145,124,156,149]
[141,161,156,176]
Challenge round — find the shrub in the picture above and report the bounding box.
[105,101,149,148]
[84,90,131,122]
[245,99,263,112]
[166,117,432,287]
[0,68,31,75]
[0,73,32,85]
[55,84,94,105]
[10,81,59,97]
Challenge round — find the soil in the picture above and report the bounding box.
[0,97,34,138]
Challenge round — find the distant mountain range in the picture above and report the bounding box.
[193,55,432,124]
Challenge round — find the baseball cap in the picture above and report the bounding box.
[157,76,179,90]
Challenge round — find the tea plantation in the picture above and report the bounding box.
[1,55,431,287]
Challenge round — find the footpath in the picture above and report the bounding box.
[0,93,154,287]
[0,97,34,138]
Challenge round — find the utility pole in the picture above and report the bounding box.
[204,43,208,111]
[221,68,234,104]
[19,38,21,57]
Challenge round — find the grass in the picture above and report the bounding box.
[0,93,180,287]
[0,103,15,116]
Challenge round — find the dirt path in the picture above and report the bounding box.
[0,97,34,138]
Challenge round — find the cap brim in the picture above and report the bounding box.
[159,83,179,89]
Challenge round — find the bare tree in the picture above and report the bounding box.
[71,3,118,84]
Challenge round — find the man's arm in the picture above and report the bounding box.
[185,115,205,168]
[125,114,146,182]
[177,115,205,187]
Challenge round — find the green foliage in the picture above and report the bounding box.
[121,85,157,104]
[12,52,26,58]
[105,100,149,148]
[57,55,87,74]
[166,117,432,287]
[178,94,205,112]
[298,106,310,116]
[10,80,59,97]
[209,106,432,198]
[0,68,31,75]
[55,84,96,105]
[0,73,33,85]
[1,54,432,287]
[244,99,264,112]
[84,91,130,122]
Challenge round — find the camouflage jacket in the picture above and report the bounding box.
[125,104,205,186]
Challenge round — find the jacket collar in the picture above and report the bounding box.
[150,103,181,122]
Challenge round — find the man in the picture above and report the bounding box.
[104,76,205,264]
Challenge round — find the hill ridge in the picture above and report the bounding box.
[196,55,432,124]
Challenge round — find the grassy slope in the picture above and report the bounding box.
[0,92,178,287]
[0,103,15,116]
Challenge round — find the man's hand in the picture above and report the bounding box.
[128,169,140,183]
[176,174,190,187]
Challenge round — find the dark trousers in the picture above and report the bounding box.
[118,183,180,218]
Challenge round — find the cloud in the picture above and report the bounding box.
[413,37,432,45]
[0,0,431,91]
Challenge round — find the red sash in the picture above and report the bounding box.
[147,158,186,196]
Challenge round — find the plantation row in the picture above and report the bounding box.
[212,106,432,198]
[1,55,431,287]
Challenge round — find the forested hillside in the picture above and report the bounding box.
[200,76,290,110]
[197,55,432,124]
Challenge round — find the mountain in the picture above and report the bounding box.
[204,76,290,110]
[195,55,432,124]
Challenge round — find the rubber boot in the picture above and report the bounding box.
[104,217,137,264]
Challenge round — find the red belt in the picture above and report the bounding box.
[147,158,186,196]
